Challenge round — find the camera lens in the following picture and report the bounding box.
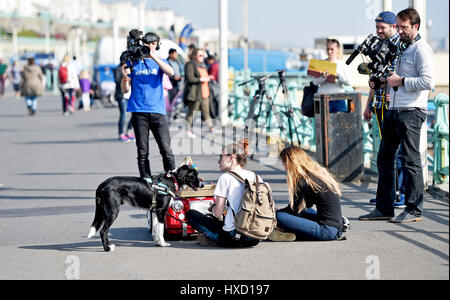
[140,46,150,57]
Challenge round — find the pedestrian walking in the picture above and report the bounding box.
[19,57,45,116]
[59,55,80,116]
[10,60,22,99]
[183,48,215,138]
[114,64,134,142]
[79,70,92,111]
[0,57,8,98]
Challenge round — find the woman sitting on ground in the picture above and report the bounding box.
[269,146,348,242]
[186,139,260,247]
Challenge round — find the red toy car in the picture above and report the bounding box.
[147,186,215,238]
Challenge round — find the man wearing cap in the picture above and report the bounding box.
[363,11,400,124]
[121,32,176,179]
[363,11,406,209]
[360,8,434,223]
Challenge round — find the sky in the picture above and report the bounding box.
[104,0,449,49]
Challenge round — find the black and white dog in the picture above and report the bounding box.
[87,165,202,252]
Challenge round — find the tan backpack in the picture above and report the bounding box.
[227,171,277,240]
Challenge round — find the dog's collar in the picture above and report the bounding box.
[166,172,180,193]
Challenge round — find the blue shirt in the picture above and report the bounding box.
[127,58,166,115]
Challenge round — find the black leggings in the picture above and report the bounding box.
[186,210,259,248]
[131,112,175,177]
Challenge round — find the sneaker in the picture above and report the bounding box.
[342,216,350,232]
[119,134,130,142]
[126,133,135,142]
[268,228,296,242]
[359,208,394,221]
[390,210,423,223]
[394,194,406,209]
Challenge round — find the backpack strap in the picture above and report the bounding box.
[226,171,246,184]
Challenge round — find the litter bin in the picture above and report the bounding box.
[314,93,363,182]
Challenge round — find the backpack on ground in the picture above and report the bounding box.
[59,65,68,84]
[227,171,277,240]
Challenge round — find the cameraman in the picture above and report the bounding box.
[363,11,406,208]
[360,8,434,223]
[363,11,400,123]
[121,32,176,178]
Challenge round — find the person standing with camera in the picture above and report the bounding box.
[362,11,406,209]
[121,32,176,178]
[359,8,434,223]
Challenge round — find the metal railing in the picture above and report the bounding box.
[228,69,449,185]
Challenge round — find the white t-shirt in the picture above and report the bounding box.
[214,169,263,232]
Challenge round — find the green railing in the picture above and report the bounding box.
[427,94,449,184]
[229,69,449,185]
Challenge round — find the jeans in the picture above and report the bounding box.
[131,112,175,177]
[395,145,407,196]
[186,210,260,248]
[276,208,339,241]
[60,88,75,113]
[117,97,133,136]
[376,109,427,217]
[329,100,348,113]
[25,96,38,111]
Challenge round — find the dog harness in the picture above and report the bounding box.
[144,172,180,209]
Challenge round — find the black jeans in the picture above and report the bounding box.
[186,210,260,248]
[131,112,175,177]
[376,109,427,217]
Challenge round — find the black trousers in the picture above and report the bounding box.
[131,112,175,177]
[186,210,260,248]
[376,109,427,217]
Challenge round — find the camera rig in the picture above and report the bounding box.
[346,34,398,90]
[120,29,152,65]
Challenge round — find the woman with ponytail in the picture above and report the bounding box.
[269,146,349,241]
[186,139,261,247]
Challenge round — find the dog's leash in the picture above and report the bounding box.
[165,211,189,224]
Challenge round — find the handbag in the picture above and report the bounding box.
[301,81,318,118]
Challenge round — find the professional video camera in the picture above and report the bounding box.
[346,34,398,89]
[119,29,151,65]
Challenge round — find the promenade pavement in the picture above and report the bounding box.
[0,90,448,280]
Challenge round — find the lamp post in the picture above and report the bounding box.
[219,0,229,125]
[409,0,427,42]
[243,0,248,71]
[11,12,21,58]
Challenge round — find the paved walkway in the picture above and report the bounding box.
[0,91,448,280]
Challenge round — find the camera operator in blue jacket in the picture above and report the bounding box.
[121,32,176,178]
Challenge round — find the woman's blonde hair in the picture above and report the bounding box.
[280,146,341,213]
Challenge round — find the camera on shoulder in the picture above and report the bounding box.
[346,34,398,90]
[120,30,161,65]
